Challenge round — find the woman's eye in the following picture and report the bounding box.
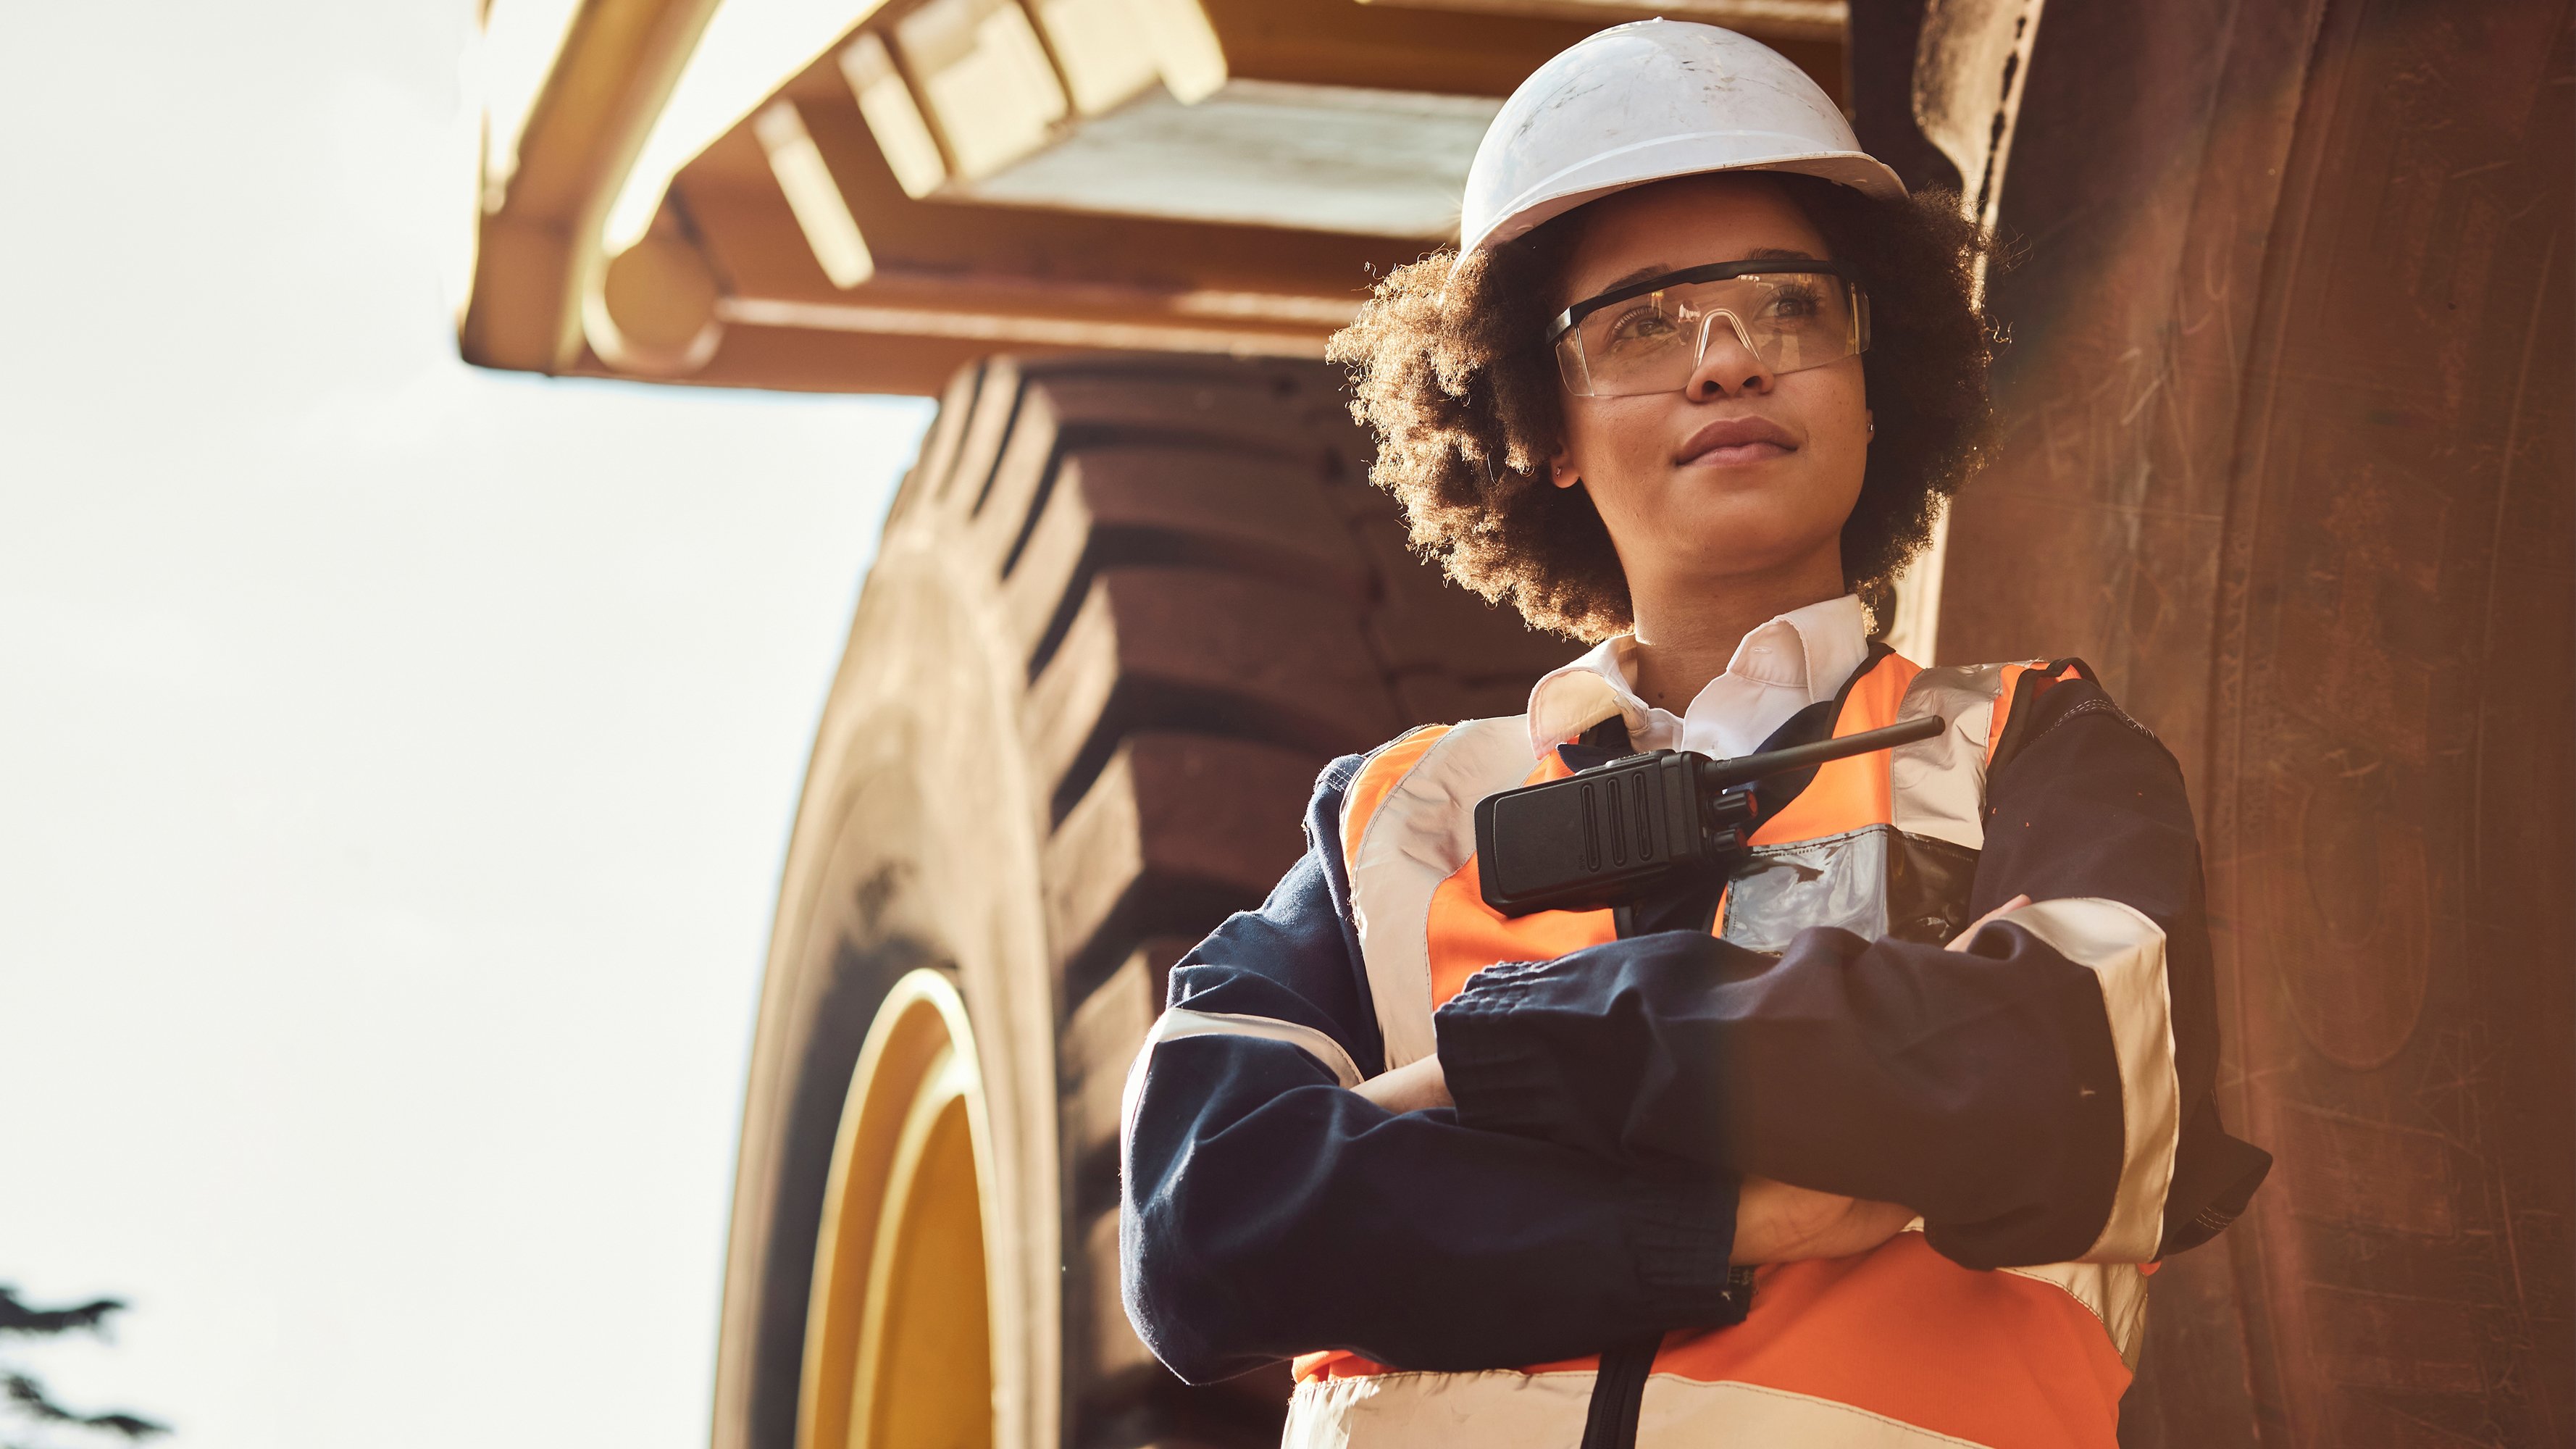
[1603,306,1679,344]
[1762,285,1823,320]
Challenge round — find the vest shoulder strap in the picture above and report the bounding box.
[1891,656,2094,849]
[1891,661,2017,851]
[1339,716,1536,1071]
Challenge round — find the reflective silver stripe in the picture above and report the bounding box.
[1141,1006,1363,1087]
[1342,715,1532,1070]
[1724,827,1901,952]
[1720,661,2003,952]
[1891,662,2011,851]
[1119,1007,1366,1151]
[1998,897,2179,1261]
[1722,823,1982,952]
[1289,1369,1993,1448]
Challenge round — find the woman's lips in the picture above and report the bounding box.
[1676,416,1799,467]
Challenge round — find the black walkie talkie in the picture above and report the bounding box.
[1473,715,1943,918]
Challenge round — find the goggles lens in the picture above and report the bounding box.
[1552,268,1870,398]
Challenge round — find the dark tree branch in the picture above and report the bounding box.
[3,1373,169,1440]
[0,1291,123,1340]
[0,1287,170,1442]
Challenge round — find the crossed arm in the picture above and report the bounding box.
[1353,893,2031,1265]
[1121,680,2267,1382]
[1358,1056,1917,1264]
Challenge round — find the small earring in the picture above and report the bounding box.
[1867,421,1877,439]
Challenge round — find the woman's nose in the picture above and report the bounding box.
[1684,309,1775,401]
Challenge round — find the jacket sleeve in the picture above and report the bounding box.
[1434,679,2270,1271]
[1119,751,1746,1385]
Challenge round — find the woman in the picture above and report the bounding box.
[1120,22,2268,1449]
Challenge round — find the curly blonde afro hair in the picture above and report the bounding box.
[1329,175,1998,640]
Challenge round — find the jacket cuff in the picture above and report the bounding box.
[1620,1172,1749,1324]
[1432,959,1571,1141]
[1437,961,1747,1324]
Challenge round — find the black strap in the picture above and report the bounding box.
[1612,873,1726,939]
[1578,1334,1663,1449]
[1563,653,1869,1444]
[1580,714,1634,753]
[1598,693,1848,940]
[1591,848,1723,1441]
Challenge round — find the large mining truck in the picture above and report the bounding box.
[460,2,2572,1445]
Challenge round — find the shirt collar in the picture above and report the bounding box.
[1525,594,1871,758]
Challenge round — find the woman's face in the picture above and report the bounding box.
[1550,175,1869,608]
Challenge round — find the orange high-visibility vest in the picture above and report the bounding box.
[1290,651,2162,1449]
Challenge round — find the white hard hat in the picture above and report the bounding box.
[1460,20,1907,255]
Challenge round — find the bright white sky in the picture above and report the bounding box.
[1,6,933,1447]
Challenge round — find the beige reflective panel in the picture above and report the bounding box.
[1998,897,2179,1261]
[1134,1006,1364,1091]
[1343,716,1534,1069]
[1287,1368,1996,1448]
[1287,1369,1597,1449]
[1889,662,2009,851]
[1119,1006,1367,1169]
[1997,1261,2151,1370]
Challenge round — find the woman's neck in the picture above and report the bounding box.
[1623,551,1849,714]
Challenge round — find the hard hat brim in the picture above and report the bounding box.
[1466,141,1910,256]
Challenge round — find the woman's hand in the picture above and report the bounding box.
[1731,1177,1917,1264]
[1726,895,2037,1264]
[1368,898,2034,1250]
[1355,1055,1453,1114]
[1366,1057,1913,1265]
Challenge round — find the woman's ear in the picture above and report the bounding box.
[1548,447,1580,490]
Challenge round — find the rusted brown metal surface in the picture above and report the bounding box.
[1861,0,2575,1442]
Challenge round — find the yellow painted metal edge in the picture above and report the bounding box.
[459,0,721,373]
[798,970,997,1449]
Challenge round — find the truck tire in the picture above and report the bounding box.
[707,354,1576,1449]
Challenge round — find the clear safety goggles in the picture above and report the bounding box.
[1547,261,1872,398]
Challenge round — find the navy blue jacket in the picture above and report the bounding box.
[1120,675,2270,1384]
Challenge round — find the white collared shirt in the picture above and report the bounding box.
[1524,594,1871,761]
